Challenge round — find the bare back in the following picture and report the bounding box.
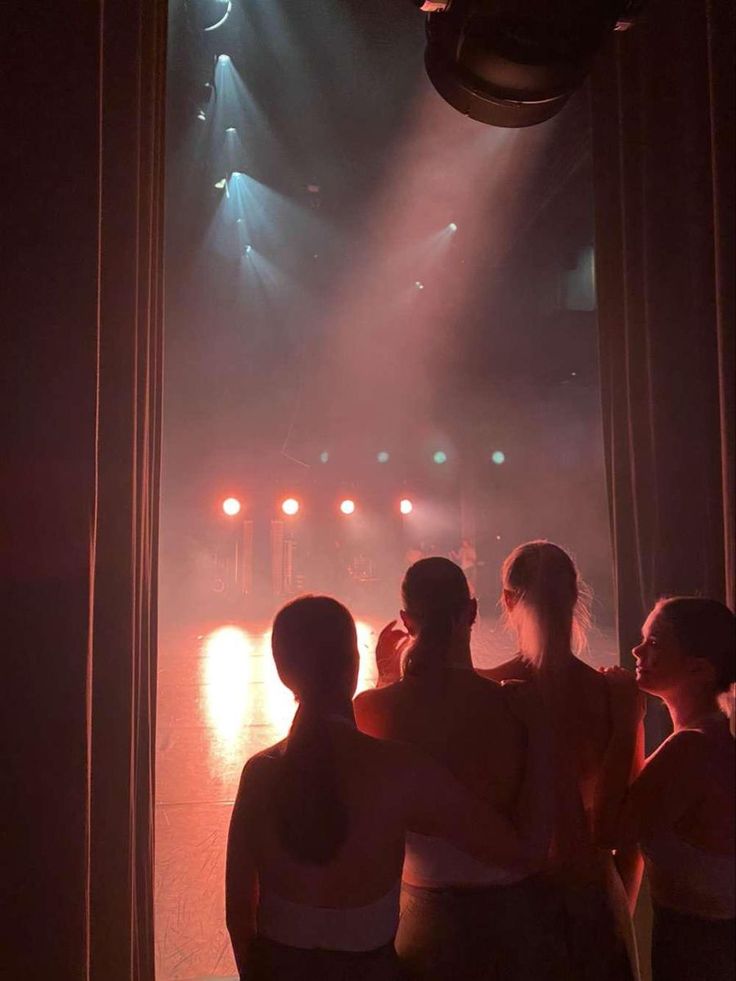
[245,729,415,906]
[230,721,529,910]
[480,654,612,818]
[354,670,525,815]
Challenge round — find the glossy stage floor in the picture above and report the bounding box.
[154,612,617,980]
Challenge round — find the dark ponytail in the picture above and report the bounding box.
[401,557,472,680]
[270,596,357,864]
[273,706,349,864]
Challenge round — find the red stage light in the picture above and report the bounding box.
[222,497,242,517]
[340,499,356,515]
[281,497,300,516]
[399,498,413,515]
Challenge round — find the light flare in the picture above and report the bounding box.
[202,626,252,756]
[221,496,242,516]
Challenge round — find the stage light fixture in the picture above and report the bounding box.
[222,497,242,516]
[433,450,448,464]
[448,222,458,232]
[492,450,506,464]
[281,497,300,516]
[415,281,425,290]
[400,498,414,515]
[340,499,356,515]
[186,0,233,33]
[319,451,329,463]
[377,451,390,463]
[417,0,642,127]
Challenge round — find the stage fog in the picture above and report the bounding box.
[156,1,614,977]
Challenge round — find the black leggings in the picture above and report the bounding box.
[245,935,403,981]
[651,904,735,981]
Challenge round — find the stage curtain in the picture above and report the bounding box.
[86,1,167,978]
[590,0,735,688]
[1,1,167,979]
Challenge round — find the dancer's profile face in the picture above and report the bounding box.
[632,610,711,696]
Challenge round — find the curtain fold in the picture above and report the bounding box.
[2,0,166,975]
[2,1,166,977]
[590,0,735,698]
[87,1,167,979]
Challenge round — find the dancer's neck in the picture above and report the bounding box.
[666,688,723,731]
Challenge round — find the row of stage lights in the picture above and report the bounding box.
[221,497,414,518]
[318,449,505,465]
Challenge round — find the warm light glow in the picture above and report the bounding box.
[399,498,413,515]
[281,497,300,516]
[222,496,242,516]
[339,499,356,515]
[355,620,378,694]
[202,626,252,756]
[257,629,296,737]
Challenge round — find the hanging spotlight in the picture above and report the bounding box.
[186,0,233,33]
[339,499,356,516]
[416,0,643,127]
[221,497,242,516]
[281,498,300,516]
[399,498,414,515]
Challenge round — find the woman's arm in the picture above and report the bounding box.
[226,757,268,978]
[619,731,706,844]
[591,667,645,849]
[613,723,645,911]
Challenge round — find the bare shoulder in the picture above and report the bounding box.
[354,682,401,734]
[238,743,284,786]
[354,683,391,710]
[476,655,528,683]
[570,657,611,708]
[648,729,709,770]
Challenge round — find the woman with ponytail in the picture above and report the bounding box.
[226,595,548,981]
[479,540,643,980]
[354,558,558,980]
